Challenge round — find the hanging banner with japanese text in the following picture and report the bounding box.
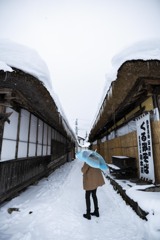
[136,113,155,182]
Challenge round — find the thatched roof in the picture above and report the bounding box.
[89,60,160,142]
[0,68,76,142]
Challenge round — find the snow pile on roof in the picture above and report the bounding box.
[0,60,13,72]
[90,39,160,132]
[0,39,76,140]
[106,39,160,87]
[0,39,52,90]
[78,141,90,148]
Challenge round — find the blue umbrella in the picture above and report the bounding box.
[76,149,108,171]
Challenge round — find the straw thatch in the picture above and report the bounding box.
[89,60,160,141]
[0,68,75,141]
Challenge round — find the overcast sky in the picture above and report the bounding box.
[0,0,160,138]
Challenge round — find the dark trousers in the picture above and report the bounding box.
[85,189,98,213]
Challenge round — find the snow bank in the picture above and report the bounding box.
[112,178,160,240]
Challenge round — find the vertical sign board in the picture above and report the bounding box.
[136,113,155,182]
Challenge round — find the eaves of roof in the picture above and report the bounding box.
[89,60,160,142]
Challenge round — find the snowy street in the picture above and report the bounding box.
[0,159,151,240]
[0,1,160,240]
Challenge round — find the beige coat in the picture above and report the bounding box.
[81,162,105,191]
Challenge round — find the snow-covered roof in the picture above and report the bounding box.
[78,141,90,148]
[100,39,160,115]
[77,135,85,140]
[106,39,160,86]
[89,39,160,138]
[0,39,76,141]
[0,39,52,90]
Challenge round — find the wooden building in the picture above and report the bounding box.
[89,60,160,184]
[0,67,76,203]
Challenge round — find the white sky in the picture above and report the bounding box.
[0,0,160,138]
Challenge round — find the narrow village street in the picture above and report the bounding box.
[0,2,160,240]
[0,160,148,240]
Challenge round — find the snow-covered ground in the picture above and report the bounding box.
[0,159,159,240]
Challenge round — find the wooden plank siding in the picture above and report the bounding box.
[0,154,69,203]
[0,69,76,204]
[89,60,160,183]
[92,121,160,183]
[150,121,160,183]
[93,131,139,176]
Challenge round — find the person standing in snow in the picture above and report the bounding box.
[81,162,105,220]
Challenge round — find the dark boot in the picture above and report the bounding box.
[91,189,99,217]
[83,211,91,220]
[90,208,99,217]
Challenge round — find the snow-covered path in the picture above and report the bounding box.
[0,160,148,240]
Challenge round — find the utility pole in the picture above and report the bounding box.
[75,118,78,138]
[75,118,79,153]
[85,131,88,140]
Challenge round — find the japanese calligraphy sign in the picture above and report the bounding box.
[136,113,155,182]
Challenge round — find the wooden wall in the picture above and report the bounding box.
[151,121,160,183]
[95,132,138,164]
[93,121,160,183]
[0,107,76,203]
[0,154,69,203]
